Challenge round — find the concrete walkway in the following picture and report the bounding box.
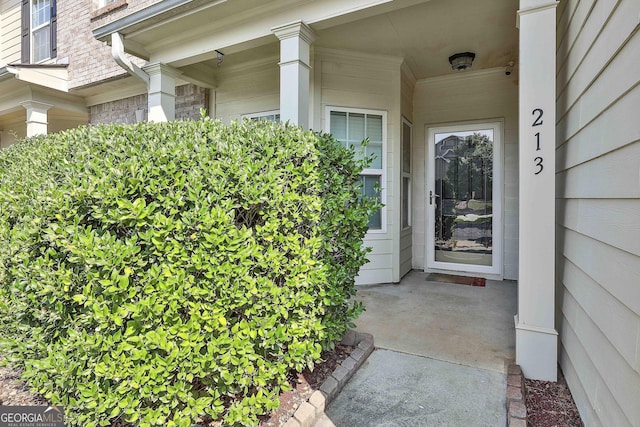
[315,270,517,427]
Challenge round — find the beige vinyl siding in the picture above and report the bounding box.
[0,0,21,64]
[214,55,280,124]
[556,0,640,425]
[399,64,415,279]
[412,69,519,279]
[316,49,403,285]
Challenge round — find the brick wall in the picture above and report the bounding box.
[58,0,162,89]
[175,84,209,121]
[89,93,147,124]
[89,84,208,123]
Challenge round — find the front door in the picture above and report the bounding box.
[426,121,502,276]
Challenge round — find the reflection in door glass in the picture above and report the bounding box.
[434,130,493,266]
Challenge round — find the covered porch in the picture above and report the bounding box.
[91,0,559,380]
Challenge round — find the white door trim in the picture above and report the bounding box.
[425,119,504,277]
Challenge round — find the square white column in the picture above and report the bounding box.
[516,0,559,381]
[143,63,181,122]
[272,21,315,129]
[20,101,53,137]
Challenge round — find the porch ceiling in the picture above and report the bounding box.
[314,0,519,80]
[95,0,518,83]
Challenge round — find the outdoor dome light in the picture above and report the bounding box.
[448,52,476,71]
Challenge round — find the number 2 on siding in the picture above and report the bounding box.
[532,108,543,126]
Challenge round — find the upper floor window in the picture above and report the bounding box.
[21,0,57,63]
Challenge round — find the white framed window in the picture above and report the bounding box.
[98,0,117,6]
[401,117,412,229]
[242,110,280,123]
[30,0,52,63]
[326,106,387,233]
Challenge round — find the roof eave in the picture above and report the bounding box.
[93,0,194,42]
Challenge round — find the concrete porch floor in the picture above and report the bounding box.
[315,270,517,426]
[354,270,517,373]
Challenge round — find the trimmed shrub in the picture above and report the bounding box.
[0,117,375,426]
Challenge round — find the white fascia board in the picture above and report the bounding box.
[93,0,196,42]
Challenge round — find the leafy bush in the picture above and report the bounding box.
[0,117,374,426]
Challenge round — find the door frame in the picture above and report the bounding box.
[425,119,504,277]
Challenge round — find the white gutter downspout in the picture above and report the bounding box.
[111,32,149,88]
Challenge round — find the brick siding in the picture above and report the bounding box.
[89,84,208,124]
[57,0,162,89]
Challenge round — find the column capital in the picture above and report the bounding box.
[142,62,182,78]
[517,0,558,27]
[271,21,316,45]
[19,101,53,112]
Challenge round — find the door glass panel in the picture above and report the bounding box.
[434,130,493,266]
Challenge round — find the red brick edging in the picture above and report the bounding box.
[506,363,528,427]
[283,331,375,427]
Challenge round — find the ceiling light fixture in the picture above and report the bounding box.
[448,52,476,71]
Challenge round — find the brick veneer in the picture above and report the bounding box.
[57,0,162,89]
[89,84,208,124]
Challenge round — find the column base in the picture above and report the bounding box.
[515,314,558,381]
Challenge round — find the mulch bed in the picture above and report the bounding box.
[525,370,584,427]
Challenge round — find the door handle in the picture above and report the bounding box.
[429,191,440,205]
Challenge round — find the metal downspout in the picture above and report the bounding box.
[111,32,149,88]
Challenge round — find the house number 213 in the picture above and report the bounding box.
[532,108,544,175]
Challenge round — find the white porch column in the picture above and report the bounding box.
[271,21,315,129]
[143,63,180,122]
[20,101,52,137]
[515,0,559,381]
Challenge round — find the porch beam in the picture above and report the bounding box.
[272,21,315,129]
[515,0,559,381]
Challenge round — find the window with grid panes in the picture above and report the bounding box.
[329,108,385,231]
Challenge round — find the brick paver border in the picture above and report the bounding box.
[506,363,528,427]
[283,331,374,427]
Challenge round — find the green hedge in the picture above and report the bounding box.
[0,117,375,426]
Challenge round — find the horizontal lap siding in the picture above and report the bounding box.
[556,1,640,425]
[0,0,20,64]
[318,53,400,285]
[400,66,415,279]
[214,60,280,124]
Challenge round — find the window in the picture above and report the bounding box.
[21,0,57,64]
[98,0,117,6]
[242,110,280,123]
[327,107,386,232]
[401,118,412,229]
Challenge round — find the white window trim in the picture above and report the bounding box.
[31,0,51,64]
[401,117,412,231]
[241,110,280,122]
[325,106,387,235]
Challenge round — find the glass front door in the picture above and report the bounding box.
[426,122,502,275]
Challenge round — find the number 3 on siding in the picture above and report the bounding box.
[534,156,543,175]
